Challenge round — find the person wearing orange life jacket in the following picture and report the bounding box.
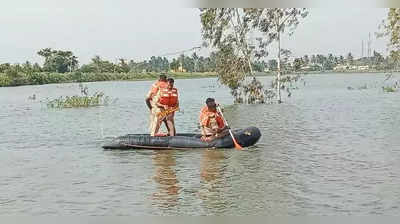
[145,74,170,136]
[154,78,179,136]
[199,98,229,142]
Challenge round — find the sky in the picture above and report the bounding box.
[0,1,390,65]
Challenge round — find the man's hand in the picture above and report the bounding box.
[145,97,153,110]
[216,104,224,112]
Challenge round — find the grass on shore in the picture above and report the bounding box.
[0,71,217,87]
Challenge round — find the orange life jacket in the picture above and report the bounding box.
[150,81,168,96]
[199,106,225,129]
[158,87,178,107]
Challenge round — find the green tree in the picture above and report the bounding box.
[378,8,400,68]
[339,55,345,65]
[37,48,78,73]
[372,51,385,68]
[325,53,336,70]
[88,55,116,73]
[192,52,199,72]
[293,58,303,71]
[346,52,354,65]
[0,63,11,73]
[310,55,317,64]
[170,58,179,71]
[200,8,259,103]
[32,63,42,72]
[246,8,309,103]
[303,55,310,65]
[117,58,130,73]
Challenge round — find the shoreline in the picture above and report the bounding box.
[1,70,397,88]
[0,72,218,88]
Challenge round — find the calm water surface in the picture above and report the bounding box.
[0,73,399,215]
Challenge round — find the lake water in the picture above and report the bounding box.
[0,73,399,215]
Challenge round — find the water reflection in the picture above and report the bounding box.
[198,149,228,214]
[151,151,180,209]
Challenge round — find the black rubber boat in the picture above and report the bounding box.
[102,126,261,150]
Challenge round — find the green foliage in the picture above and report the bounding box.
[290,51,395,72]
[0,74,11,87]
[383,86,397,92]
[1,45,221,88]
[37,48,78,73]
[347,53,354,65]
[378,8,400,66]
[382,73,400,93]
[0,70,217,87]
[200,8,309,104]
[200,8,264,103]
[215,44,249,90]
[46,84,113,108]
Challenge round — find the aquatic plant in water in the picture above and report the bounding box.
[382,86,397,92]
[46,83,114,108]
[382,73,399,93]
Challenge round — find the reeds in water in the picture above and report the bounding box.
[46,84,113,108]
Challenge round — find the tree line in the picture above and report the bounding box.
[0,48,220,86]
[0,48,217,74]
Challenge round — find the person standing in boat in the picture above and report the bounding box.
[154,78,179,136]
[145,74,169,136]
[199,98,229,142]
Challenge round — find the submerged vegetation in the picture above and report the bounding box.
[382,75,399,92]
[382,86,397,92]
[200,8,309,104]
[346,73,400,92]
[46,83,114,108]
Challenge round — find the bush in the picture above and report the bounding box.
[28,72,47,85]
[0,74,11,87]
[46,84,114,108]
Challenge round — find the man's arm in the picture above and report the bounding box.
[145,85,159,110]
[145,96,152,110]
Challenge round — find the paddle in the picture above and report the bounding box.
[217,105,243,150]
[156,106,180,120]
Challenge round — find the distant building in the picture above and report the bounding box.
[358,65,369,71]
[178,65,186,72]
[334,64,348,70]
[170,66,186,73]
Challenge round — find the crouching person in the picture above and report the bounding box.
[199,98,229,142]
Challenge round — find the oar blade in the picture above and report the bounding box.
[233,138,243,150]
[229,129,243,150]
